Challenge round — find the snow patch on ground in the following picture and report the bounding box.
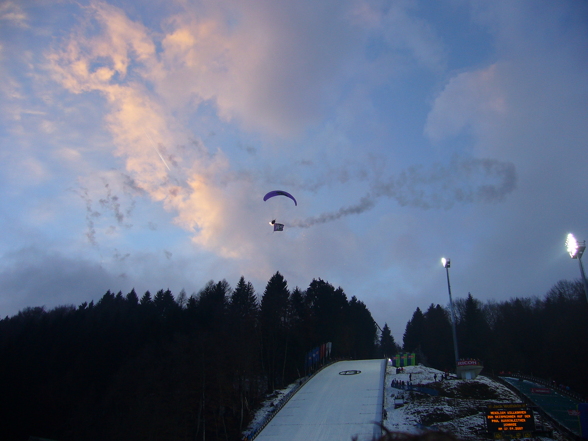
[245,381,301,433]
[382,364,569,440]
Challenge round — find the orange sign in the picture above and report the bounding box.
[486,403,535,435]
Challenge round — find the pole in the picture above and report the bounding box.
[577,256,588,305]
[445,266,460,370]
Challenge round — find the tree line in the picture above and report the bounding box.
[402,279,588,397]
[0,272,381,441]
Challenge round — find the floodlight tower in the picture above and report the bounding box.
[565,233,588,304]
[441,258,460,370]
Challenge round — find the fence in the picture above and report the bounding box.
[511,373,586,403]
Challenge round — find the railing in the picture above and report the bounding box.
[510,373,586,403]
[406,385,439,396]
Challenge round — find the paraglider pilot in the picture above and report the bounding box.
[269,220,284,232]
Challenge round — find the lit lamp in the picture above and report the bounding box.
[565,233,588,304]
[441,258,460,370]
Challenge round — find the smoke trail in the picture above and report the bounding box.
[288,195,376,228]
[374,157,517,208]
[289,157,516,228]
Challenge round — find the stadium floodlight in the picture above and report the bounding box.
[441,257,459,370]
[565,233,588,304]
[566,233,586,259]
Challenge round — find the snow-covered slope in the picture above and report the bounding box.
[254,359,384,441]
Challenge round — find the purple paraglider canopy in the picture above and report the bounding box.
[263,190,297,206]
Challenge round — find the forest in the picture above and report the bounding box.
[0,273,586,440]
[402,279,588,398]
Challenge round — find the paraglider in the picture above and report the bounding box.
[264,190,296,231]
[263,190,297,206]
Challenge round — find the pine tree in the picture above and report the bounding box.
[305,279,349,349]
[403,307,424,352]
[140,290,153,306]
[153,288,178,319]
[458,293,491,361]
[228,276,260,430]
[126,288,139,306]
[195,280,230,331]
[422,304,453,370]
[260,272,290,389]
[347,296,377,359]
[229,276,258,321]
[379,323,398,358]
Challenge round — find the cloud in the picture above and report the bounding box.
[0,1,27,27]
[154,0,365,135]
[0,245,216,317]
[377,1,447,72]
[48,1,245,254]
[425,65,507,143]
[0,247,116,314]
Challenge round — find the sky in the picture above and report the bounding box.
[1,0,587,340]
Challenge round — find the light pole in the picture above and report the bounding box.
[441,258,460,370]
[565,233,588,304]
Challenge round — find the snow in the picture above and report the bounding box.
[254,360,385,441]
[246,361,570,441]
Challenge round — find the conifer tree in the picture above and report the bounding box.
[458,293,491,361]
[422,304,453,370]
[379,323,398,358]
[347,296,377,359]
[228,276,260,430]
[126,288,139,305]
[286,286,310,375]
[305,278,349,348]
[229,276,259,320]
[140,290,152,306]
[260,272,290,389]
[403,307,425,352]
[196,280,230,331]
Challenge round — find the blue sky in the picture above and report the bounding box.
[1,0,587,340]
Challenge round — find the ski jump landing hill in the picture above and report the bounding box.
[256,359,386,441]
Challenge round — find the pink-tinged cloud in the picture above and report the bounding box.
[48,0,254,258]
